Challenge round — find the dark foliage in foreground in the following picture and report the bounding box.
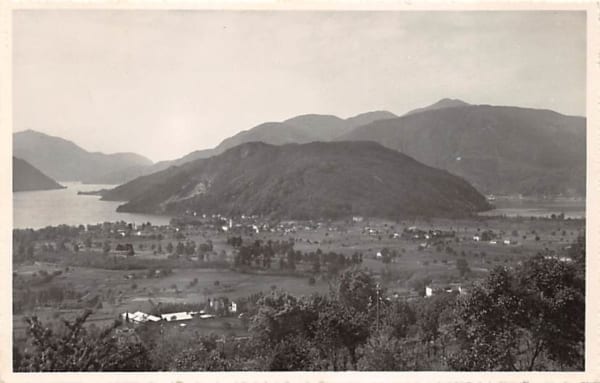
[14,310,151,371]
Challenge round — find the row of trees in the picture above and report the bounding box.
[229,237,363,273]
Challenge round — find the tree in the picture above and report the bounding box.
[312,258,321,273]
[286,249,296,270]
[415,293,455,350]
[516,255,585,369]
[171,342,232,371]
[456,258,470,277]
[357,331,408,370]
[175,242,185,256]
[449,256,585,371]
[449,267,525,371]
[267,336,318,371]
[313,299,370,369]
[26,245,35,259]
[336,268,377,314]
[15,310,151,371]
[379,300,416,339]
[250,292,318,348]
[568,234,585,278]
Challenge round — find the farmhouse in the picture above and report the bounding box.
[121,311,161,324]
[161,311,195,322]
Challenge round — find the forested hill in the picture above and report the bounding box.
[103,141,490,219]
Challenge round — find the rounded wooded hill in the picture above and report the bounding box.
[110,141,491,220]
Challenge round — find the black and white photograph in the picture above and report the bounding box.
[1,2,598,380]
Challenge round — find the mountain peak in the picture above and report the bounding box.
[16,129,48,137]
[345,111,398,129]
[405,98,470,116]
[434,98,470,107]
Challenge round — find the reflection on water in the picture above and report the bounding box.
[13,182,172,229]
[479,197,585,219]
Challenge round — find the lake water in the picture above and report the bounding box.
[13,182,172,229]
[479,197,586,219]
[13,184,586,229]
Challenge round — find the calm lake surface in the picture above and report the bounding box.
[479,197,586,219]
[13,182,172,229]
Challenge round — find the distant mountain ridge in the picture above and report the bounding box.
[13,130,153,184]
[339,102,586,196]
[147,110,399,173]
[13,157,64,192]
[12,111,398,184]
[14,100,585,198]
[102,141,491,220]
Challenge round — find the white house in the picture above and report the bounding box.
[161,312,194,322]
[121,311,161,324]
[425,286,433,297]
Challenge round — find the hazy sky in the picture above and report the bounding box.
[13,10,586,162]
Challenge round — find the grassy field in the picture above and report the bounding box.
[13,214,584,344]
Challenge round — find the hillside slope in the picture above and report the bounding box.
[104,141,490,219]
[339,104,586,196]
[13,157,64,192]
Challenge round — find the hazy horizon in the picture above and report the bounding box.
[14,10,586,162]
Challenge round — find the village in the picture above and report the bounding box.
[12,208,584,347]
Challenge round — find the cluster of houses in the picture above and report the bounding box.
[120,298,238,327]
[543,255,573,263]
[174,213,268,235]
[472,235,518,246]
[84,221,171,239]
[403,226,456,241]
[120,310,217,326]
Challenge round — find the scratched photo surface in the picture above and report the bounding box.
[10,9,586,372]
